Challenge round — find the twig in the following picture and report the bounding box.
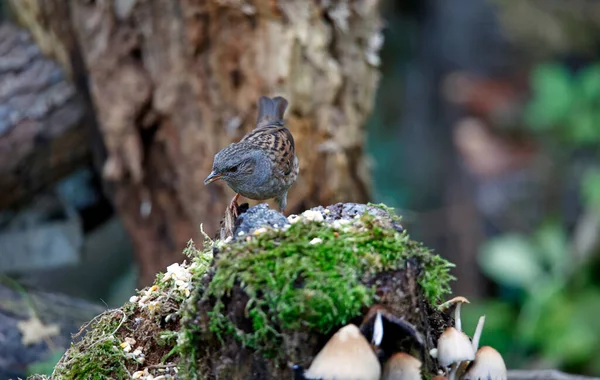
[146,364,177,369]
[88,309,127,349]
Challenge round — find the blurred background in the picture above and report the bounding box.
[1,0,600,378]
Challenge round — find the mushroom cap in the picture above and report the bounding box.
[439,296,470,311]
[463,346,507,380]
[304,324,381,380]
[381,352,422,380]
[436,327,476,367]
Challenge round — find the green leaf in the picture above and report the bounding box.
[565,109,600,144]
[577,64,600,103]
[519,280,564,344]
[534,222,569,276]
[27,349,65,376]
[542,290,600,365]
[572,290,600,332]
[525,63,573,130]
[581,168,600,210]
[479,234,544,290]
[461,300,516,356]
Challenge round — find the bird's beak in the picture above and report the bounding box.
[204,170,222,185]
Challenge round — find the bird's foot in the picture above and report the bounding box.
[275,193,287,214]
[228,193,241,219]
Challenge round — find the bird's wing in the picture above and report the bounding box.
[241,123,296,175]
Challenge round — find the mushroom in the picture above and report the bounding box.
[471,315,486,352]
[373,311,384,346]
[359,305,424,356]
[439,296,470,332]
[381,352,422,380]
[462,346,507,380]
[429,348,438,359]
[455,314,489,378]
[296,324,381,380]
[436,327,475,380]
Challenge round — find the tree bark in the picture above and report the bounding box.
[10,0,381,287]
[0,22,90,209]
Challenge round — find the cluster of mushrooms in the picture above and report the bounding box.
[292,296,507,380]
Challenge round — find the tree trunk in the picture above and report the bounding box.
[10,0,381,287]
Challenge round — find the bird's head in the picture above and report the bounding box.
[204,143,264,188]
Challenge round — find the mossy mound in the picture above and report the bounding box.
[41,203,455,380]
[205,207,452,354]
[49,242,213,380]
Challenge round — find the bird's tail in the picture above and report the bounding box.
[256,96,288,128]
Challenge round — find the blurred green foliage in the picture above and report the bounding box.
[475,222,600,371]
[526,63,600,145]
[27,349,64,376]
[469,61,600,375]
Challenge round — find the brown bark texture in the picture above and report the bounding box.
[10,0,381,287]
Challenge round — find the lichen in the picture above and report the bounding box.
[204,211,454,357]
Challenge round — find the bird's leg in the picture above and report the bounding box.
[229,193,241,219]
[275,192,287,213]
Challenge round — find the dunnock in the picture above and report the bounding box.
[204,96,299,215]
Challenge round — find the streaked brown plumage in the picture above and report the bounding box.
[204,96,299,214]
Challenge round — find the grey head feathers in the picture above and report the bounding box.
[212,142,264,176]
[210,143,271,190]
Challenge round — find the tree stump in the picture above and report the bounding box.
[9,0,382,287]
[49,203,455,379]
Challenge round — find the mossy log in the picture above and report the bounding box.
[9,0,381,287]
[0,282,105,380]
[47,203,454,379]
[0,22,90,209]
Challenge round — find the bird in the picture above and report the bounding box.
[204,96,299,217]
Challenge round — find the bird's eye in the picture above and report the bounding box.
[229,165,238,173]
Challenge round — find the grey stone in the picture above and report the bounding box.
[231,202,403,239]
[233,203,289,237]
[313,202,404,232]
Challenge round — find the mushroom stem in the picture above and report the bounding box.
[372,311,383,346]
[448,363,459,380]
[454,303,462,331]
[472,315,486,352]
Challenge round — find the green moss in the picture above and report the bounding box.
[368,202,404,223]
[52,311,132,380]
[43,204,455,379]
[205,212,454,357]
[51,239,214,380]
